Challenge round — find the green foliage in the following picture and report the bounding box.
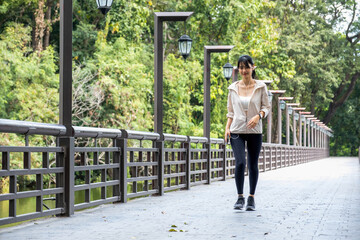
[91,37,154,131]
[0,0,359,194]
[330,83,360,156]
[0,23,59,123]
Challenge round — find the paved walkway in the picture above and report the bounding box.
[1,157,359,240]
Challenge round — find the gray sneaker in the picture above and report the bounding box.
[234,197,245,210]
[246,196,256,211]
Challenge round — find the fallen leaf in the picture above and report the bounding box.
[171,225,177,228]
[169,229,178,232]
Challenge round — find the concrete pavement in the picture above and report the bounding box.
[1,157,359,240]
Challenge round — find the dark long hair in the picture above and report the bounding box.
[237,55,256,79]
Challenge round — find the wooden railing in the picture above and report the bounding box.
[0,119,329,225]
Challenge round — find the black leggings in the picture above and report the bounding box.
[230,133,262,195]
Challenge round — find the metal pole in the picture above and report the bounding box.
[59,0,73,136]
[299,114,302,147]
[204,49,211,141]
[232,67,238,83]
[311,122,313,147]
[293,111,296,146]
[308,120,311,147]
[154,14,163,136]
[154,12,193,137]
[153,12,193,195]
[277,97,293,145]
[267,101,272,143]
[278,99,282,144]
[286,105,290,145]
[303,118,306,147]
[203,46,234,140]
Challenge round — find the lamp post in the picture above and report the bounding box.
[285,103,299,145]
[278,97,293,144]
[154,12,193,137]
[268,90,285,143]
[59,0,112,216]
[299,112,311,146]
[307,118,316,147]
[291,107,305,146]
[312,119,320,147]
[153,12,193,196]
[266,91,273,142]
[203,45,234,140]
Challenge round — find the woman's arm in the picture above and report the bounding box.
[260,85,271,118]
[225,117,233,142]
[225,93,234,142]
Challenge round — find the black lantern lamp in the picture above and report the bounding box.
[280,100,286,110]
[223,63,233,80]
[288,106,293,115]
[267,91,273,102]
[294,113,299,121]
[178,34,192,60]
[96,0,113,15]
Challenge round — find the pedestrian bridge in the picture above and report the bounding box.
[0,118,330,226]
[1,156,358,239]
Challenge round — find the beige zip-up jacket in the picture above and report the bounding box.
[227,80,271,134]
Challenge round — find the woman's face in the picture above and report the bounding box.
[238,62,254,78]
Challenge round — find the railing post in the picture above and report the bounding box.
[222,143,226,181]
[118,138,127,203]
[269,146,272,170]
[183,139,191,190]
[206,141,211,184]
[59,137,74,216]
[275,146,278,169]
[156,139,165,195]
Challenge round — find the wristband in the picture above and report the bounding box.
[258,113,262,119]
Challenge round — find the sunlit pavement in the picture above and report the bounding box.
[1,157,359,240]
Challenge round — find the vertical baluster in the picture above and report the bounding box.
[43,152,49,169]
[24,135,31,169]
[2,152,9,170]
[222,143,226,181]
[184,140,191,190]
[206,142,211,184]
[9,175,17,217]
[118,138,126,203]
[85,170,90,203]
[36,174,43,212]
[156,138,164,196]
[94,138,98,165]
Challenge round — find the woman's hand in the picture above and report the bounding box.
[225,128,231,143]
[247,115,260,129]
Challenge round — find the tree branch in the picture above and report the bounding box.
[345,1,357,44]
[323,72,360,124]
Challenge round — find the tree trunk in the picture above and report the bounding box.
[43,0,53,50]
[323,72,360,124]
[34,0,46,52]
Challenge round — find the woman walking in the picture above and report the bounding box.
[225,55,271,211]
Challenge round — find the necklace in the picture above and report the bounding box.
[240,80,254,96]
